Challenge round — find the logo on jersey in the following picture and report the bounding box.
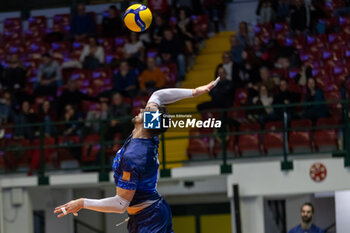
[122,171,131,181]
[143,110,161,129]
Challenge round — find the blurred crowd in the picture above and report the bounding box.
[0,1,227,142]
[199,0,350,129]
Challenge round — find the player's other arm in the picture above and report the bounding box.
[146,77,220,108]
[54,187,134,217]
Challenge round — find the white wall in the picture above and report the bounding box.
[239,196,265,233]
[29,187,74,233]
[227,158,350,197]
[225,1,258,30]
[335,190,350,233]
[2,188,33,233]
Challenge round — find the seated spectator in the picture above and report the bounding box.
[276,0,290,21]
[101,5,123,37]
[236,48,262,92]
[230,35,244,64]
[106,92,132,141]
[290,0,309,34]
[0,91,14,124]
[85,101,109,134]
[252,36,269,62]
[14,101,38,140]
[1,54,27,102]
[273,80,300,120]
[177,8,195,55]
[139,57,166,92]
[113,61,138,97]
[301,78,330,121]
[203,0,226,33]
[57,79,98,117]
[124,32,145,70]
[248,84,274,125]
[70,3,95,41]
[237,21,253,48]
[215,52,240,82]
[62,104,82,137]
[257,0,276,24]
[148,0,170,14]
[197,66,234,111]
[35,53,62,97]
[80,36,105,70]
[150,15,166,47]
[38,99,56,137]
[257,66,276,93]
[158,29,186,81]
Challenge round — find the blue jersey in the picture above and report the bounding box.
[288,224,324,233]
[112,134,161,206]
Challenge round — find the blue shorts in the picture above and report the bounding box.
[127,198,174,233]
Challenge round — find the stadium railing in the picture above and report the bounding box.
[0,98,349,183]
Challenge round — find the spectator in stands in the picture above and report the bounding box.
[57,79,98,117]
[289,0,309,34]
[215,52,239,85]
[288,203,324,233]
[203,0,226,32]
[85,101,109,134]
[148,0,170,14]
[35,53,62,97]
[80,36,104,70]
[101,5,123,37]
[252,36,269,61]
[197,66,234,111]
[237,21,252,48]
[230,35,244,64]
[113,61,138,97]
[257,0,276,23]
[0,91,14,124]
[139,57,167,92]
[150,15,166,47]
[248,84,274,124]
[177,8,195,55]
[62,104,82,137]
[159,29,186,81]
[124,32,145,70]
[106,92,132,141]
[70,3,95,41]
[1,54,26,101]
[276,0,290,21]
[256,66,276,93]
[236,48,262,91]
[273,79,300,120]
[38,99,56,137]
[14,101,38,140]
[301,77,330,121]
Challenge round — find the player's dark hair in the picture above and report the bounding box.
[147,105,169,137]
[301,202,314,213]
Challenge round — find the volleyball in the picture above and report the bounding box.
[123,4,152,32]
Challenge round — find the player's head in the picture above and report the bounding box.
[300,203,314,224]
[132,105,169,136]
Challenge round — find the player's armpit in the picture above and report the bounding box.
[116,187,136,202]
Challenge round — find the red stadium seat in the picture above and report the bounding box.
[314,118,338,151]
[238,123,261,156]
[28,16,47,30]
[187,128,212,160]
[81,134,101,162]
[53,14,71,34]
[263,121,284,155]
[4,17,22,31]
[289,119,313,153]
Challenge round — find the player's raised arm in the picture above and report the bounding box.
[146,77,220,108]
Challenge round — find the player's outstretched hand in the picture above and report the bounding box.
[54,198,84,218]
[192,77,220,97]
